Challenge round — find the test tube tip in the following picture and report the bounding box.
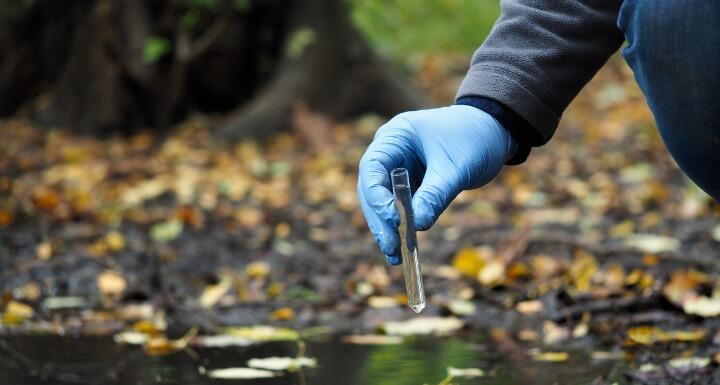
[410,303,426,314]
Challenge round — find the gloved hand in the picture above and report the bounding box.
[357,105,517,265]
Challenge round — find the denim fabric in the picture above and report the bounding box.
[618,0,720,201]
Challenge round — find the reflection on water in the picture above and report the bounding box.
[0,334,618,385]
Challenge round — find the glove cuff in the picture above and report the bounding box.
[456,96,536,165]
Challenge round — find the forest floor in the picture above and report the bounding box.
[2,56,720,384]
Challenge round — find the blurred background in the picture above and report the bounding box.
[1,1,720,384]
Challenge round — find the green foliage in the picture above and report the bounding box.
[350,0,500,67]
[181,10,201,31]
[182,0,220,9]
[286,28,317,59]
[143,37,172,64]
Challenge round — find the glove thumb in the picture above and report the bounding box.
[412,169,461,231]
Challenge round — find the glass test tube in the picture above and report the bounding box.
[391,168,426,313]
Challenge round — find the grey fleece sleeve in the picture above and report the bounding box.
[456,0,625,145]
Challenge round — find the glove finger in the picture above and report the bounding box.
[357,181,401,265]
[358,154,400,264]
[412,168,462,231]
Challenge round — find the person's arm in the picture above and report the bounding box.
[358,0,625,265]
[457,0,624,164]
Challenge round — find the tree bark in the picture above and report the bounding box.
[0,0,427,137]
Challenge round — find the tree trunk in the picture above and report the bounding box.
[0,0,427,137]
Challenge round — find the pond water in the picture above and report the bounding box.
[0,334,621,385]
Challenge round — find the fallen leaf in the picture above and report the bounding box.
[97,270,127,298]
[568,250,598,292]
[627,326,705,345]
[532,351,569,362]
[114,331,150,345]
[478,259,505,287]
[150,219,183,242]
[35,241,52,261]
[682,295,720,317]
[543,321,570,345]
[625,234,680,253]
[246,261,271,280]
[2,300,34,325]
[382,317,463,336]
[105,231,126,251]
[247,357,316,371]
[42,296,87,310]
[269,307,295,321]
[447,299,476,316]
[668,357,711,369]
[516,300,543,315]
[200,275,232,308]
[201,367,278,379]
[367,296,399,308]
[451,247,487,278]
[713,225,720,242]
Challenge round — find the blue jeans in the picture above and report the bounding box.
[618,0,720,201]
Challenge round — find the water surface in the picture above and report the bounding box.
[0,334,619,385]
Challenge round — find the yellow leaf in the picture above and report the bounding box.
[627,326,705,345]
[97,270,127,298]
[451,247,486,278]
[269,307,295,321]
[2,300,34,325]
[105,231,126,252]
[224,326,299,341]
[367,296,399,308]
[478,259,505,287]
[516,300,543,315]
[532,351,569,362]
[35,241,52,261]
[246,262,270,280]
[568,250,598,292]
[200,276,232,308]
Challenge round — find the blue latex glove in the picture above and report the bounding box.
[357,105,517,265]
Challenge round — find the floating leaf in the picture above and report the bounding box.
[224,326,300,341]
[341,335,403,345]
[193,335,254,348]
[114,331,150,345]
[447,367,485,378]
[201,367,278,379]
[247,357,316,371]
[382,317,463,336]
